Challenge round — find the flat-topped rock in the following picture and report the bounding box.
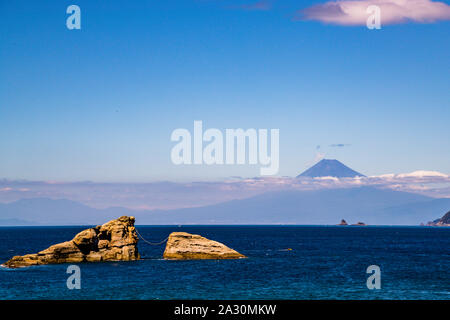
[2,216,140,268]
[163,232,246,260]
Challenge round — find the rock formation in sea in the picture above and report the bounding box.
[163,232,246,260]
[426,210,450,226]
[338,219,348,226]
[2,216,139,268]
[352,222,367,226]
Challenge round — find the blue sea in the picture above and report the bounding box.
[0,226,449,300]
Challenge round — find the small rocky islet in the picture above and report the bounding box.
[337,219,366,226]
[2,216,246,268]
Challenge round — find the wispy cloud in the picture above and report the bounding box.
[299,0,450,25]
[314,151,326,162]
[329,143,351,147]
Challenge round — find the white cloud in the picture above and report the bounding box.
[300,0,450,25]
[313,176,340,181]
[396,170,449,178]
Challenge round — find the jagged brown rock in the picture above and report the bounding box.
[338,219,348,226]
[163,232,246,260]
[2,216,139,268]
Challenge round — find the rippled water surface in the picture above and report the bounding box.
[0,226,449,299]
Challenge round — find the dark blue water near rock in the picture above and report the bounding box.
[0,226,449,299]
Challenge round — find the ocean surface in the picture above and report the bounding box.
[0,226,449,300]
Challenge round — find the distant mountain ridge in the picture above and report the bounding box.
[440,211,450,224]
[297,159,365,178]
[1,187,449,226]
[0,198,129,226]
[143,186,446,225]
[427,210,450,226]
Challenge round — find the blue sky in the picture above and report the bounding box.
[1,0,449,182]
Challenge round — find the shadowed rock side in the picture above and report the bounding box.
[338,219,348,226]
[427,210,450,226]
[163,232,246,260]
[439,211,450,225]
[3,216,139,268]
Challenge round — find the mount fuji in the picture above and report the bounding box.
[297,159,365,178]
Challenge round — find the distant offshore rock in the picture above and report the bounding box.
[338,219,366,226]
[426,211,450,226]
[3,216,139,268]
[163,232,246,260]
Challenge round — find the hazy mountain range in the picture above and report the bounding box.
[0,186,449,226]
[1,160,448,226]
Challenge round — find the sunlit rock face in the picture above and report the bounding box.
[3,216,139,268]
[163,232,246,260]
